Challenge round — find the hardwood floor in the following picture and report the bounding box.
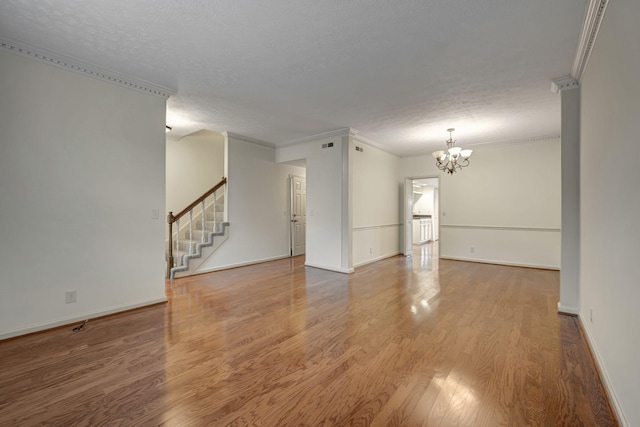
[0,244,616,426]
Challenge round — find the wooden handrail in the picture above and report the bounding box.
[167,177,227,225]
[167,176,226,278]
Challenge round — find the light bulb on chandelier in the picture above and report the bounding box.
[432,128,472,174]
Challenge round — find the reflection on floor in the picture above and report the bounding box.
[0,241,616,426]
[413,241,437,271]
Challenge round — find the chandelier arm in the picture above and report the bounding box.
[432,128,470,174]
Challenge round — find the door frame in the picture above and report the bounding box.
[289,174,306,257]
[403,175,440,256]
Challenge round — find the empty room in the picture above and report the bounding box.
[0,0,638,425]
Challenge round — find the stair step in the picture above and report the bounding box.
[185,226,221,242]
[167,222,230,276]
[195,219,222,230]
[204,211,223,220]
[176,240,199,252]
[183,229,218,241]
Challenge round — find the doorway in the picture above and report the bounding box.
[290,175,306,256]
[403,176,440,256]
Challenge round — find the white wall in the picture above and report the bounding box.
[0,51,167,339]
[277,134,352,273]
[352,140,401,267]
[194,135,305,272]
[166,130,224,215]
[306,136,351,272]
[579,0,640,424]
[558,85,581,314]
[400,139,561,269]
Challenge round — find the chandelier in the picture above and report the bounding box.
[431,128,472,174]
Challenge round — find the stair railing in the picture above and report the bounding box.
[167,177,227,277]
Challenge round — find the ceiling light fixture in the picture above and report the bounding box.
[165,126,172,133]
[431,128,472,175]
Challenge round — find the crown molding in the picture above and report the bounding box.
[350,130,399,157]
[551,75,579,94]
[572,0,610,82]
[279,128,351,147]
[222,131,275,148]
[466,134,561,149]
[0,36,174,98]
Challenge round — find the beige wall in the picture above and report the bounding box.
[352,139,401,267]
[0,51,167,338]
[579,0,640,424]
[400,138,561,269]
[195,135,305,273]
[166,130,225,215]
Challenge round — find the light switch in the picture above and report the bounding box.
[152,209,160,219]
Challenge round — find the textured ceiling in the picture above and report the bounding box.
[0,0,587,156]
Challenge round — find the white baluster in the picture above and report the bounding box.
[201,200,205,244]
[189,210,193,255]
[176,219,180,266]
[213,191,217,233]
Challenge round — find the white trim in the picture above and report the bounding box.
[341,135,353,271]
[349,129,399,157]
[0,36,174,98]
[305,262,354,274]
[222,131,274,148]
[578,315,629,426]
[440,256,559,271]
[441,224,560,233]
[572,0,610,82]
[279,128,351,147]
[551,75,580,94]
[0,297,167,341]
[353,224,401,231]
[557,302,580,315]
[403,135,560,157]
[464,134,561,150]
[353,252,400,268]
[193,254,291,275]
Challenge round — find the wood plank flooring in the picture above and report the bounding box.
[0,245,616,426]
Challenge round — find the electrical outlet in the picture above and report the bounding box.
[590,308,593,323]
[369,247,373,254]
[151,209,160,219]
[470,246,475,253]
[65,290,77,304]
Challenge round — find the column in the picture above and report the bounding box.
[552,75,580,314]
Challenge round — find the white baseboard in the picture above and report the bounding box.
[578,315,629,426]
[305,262,354,274]
[0,296,168,341]
[193,254,291,275]
[439,256,559,270]
[557,302,579,315]
[354,252,401,268]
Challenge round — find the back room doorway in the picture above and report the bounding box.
[403,176,440,256]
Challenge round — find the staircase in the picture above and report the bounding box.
[167,178,229,279]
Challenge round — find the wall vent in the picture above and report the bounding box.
[322,142,334,149]
[355,146,364,152]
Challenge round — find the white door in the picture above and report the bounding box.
[291,175,306,256]
[403,178,414,256]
